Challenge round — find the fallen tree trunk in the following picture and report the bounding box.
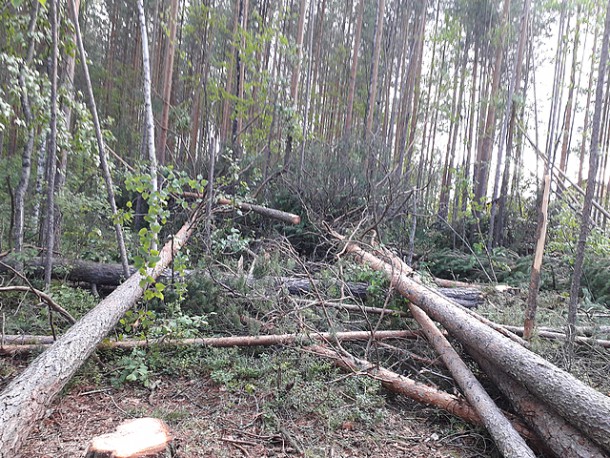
[0,256,138,286]
[0,329,420,354]
[344,242,610,453]
[295,299,409,317]
[408,303,535,458]
[502,325,610,348]
[471,349,607,458]
[217,197,301,225]
[307,345,539,446]
[0,259,484,308]
[181,192,301,225]
[0,208,203,458]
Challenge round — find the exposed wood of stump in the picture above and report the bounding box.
[84,418,173,458]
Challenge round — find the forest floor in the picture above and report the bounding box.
[5,288,610,458]
[11,360,489,458]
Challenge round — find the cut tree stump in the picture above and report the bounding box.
[84,418,173,458]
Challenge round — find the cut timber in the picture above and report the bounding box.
[408,303,535,458]
[0,330,420,355]
[344,242,610,453]
[84,418,173,458]
[471,349,607,458]
[0,208,202,458]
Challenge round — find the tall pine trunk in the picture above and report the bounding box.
[567,0,610,359]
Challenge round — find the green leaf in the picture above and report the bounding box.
[155,282,165,292]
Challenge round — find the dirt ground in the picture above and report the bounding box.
[18,374,491,458]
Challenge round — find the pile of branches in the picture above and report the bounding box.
[1,200,610,458]
[332,238,610,458]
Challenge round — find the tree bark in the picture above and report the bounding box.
[307,344,538,445]
[156,0,180,165]
[217,196,301,224]
[364,0,385,139]
[567,0,610,355]
[488,0,531,247]
[69,0,130,279]
[137,0,160,250]
[471,349,607,458]
[12,1,39,256]
[284,0,307,167]
[473,0,511,205]
[344,242,610,453]
[0,257,483,308]
[43,0,59,290]
[0,209,202,458]
[523,172,551,340]
[1,330,419,355]
[504,325,610,348]
[344,0,364,136]
[409,303,535,457]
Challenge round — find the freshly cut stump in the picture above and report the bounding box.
[84,417,173,458]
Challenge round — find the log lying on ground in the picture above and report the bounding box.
[470,348,607,458]
[435,287,483,307]
[307,345,539,445]
[217,197,301,225]
[344,242,610,453]
[526,325,610,337]
[0,257,138,286]
[295,299,409,317]
[0,260,484,307]
[0,329,420,355]
[0,208,203,458]
[181,192,301,225]
[408,303,535,458]
[373,245,525,345]
[433,277,513,293]
[502,325,610,348]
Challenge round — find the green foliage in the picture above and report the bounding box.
[50,284,98,318]
[582,255,610,306]
[113,348,158,389]
[123,166,207,298]
[118,309,157,339]
[421,247,522,285]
